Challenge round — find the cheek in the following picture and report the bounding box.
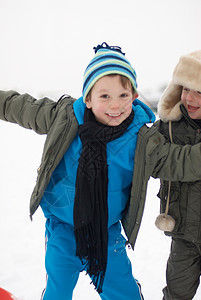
[197,97,201,106]
[91,104,105,118]
[181,92,186,104]
[94,102,106,112]
[125,101,133,113]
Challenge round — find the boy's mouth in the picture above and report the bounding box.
[188,105,199,112]
[107,112,122,117]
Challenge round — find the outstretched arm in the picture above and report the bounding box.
[0,90,65,134]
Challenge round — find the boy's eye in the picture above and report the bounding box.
[183,87,201,95]
[100,94,109,99]
[120,93,129,98]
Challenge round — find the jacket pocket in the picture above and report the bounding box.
[157,182,183,233]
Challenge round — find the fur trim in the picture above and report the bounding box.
[158,50,201,122]
[155,213,175,232]
[174,51,201,91]
[158,83,182,122]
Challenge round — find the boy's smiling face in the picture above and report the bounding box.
[85,75,138,126]
[181,87,201,119]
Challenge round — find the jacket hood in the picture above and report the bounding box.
[158,50,201,122]
[133,98,155,123]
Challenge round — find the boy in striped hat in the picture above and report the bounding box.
[40,42,147,299]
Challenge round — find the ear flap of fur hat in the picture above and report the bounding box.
[158,83,182,122]
[158,50,201,122]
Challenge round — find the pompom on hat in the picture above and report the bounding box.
[82,42,138,103]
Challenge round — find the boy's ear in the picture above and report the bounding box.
[133,92,139,101]
[85,97,92,109]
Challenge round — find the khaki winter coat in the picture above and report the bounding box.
[157,106,201,244]
[1,91,201,249]
[156,49,201,244]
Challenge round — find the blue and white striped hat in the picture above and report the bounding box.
[82,42,138,102]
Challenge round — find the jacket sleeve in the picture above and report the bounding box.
[0,90,67,134]
[146,126,201,182]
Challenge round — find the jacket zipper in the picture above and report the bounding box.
[128,126,157,247]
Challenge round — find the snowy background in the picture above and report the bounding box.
[0,0,201,299]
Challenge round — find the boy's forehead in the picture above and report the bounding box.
[92,75,132,90]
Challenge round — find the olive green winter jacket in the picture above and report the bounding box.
[157,105,201,244]
[1,91,201,249]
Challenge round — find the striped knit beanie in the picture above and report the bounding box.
[82,42,138,102]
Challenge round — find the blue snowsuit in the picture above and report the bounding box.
[40,97,155,299]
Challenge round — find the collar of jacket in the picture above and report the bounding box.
[180,104,201,129]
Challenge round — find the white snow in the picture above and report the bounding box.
[0,121,201,300]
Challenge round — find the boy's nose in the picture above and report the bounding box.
[110,99,120,109]
[186,90,196,101]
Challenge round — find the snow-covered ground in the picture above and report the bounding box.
[1,121,201,300]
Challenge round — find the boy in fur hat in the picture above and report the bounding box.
[156,50,201,299]
[1,43,201,299]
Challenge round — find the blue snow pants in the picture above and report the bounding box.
[41,219,144,300]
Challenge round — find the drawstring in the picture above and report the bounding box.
[168,120,173,143]
[165,120,173,215]
[155,120,175,232]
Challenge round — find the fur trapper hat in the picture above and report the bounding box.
[158,50,201,122]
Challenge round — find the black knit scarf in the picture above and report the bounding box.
[73,108,134,293]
